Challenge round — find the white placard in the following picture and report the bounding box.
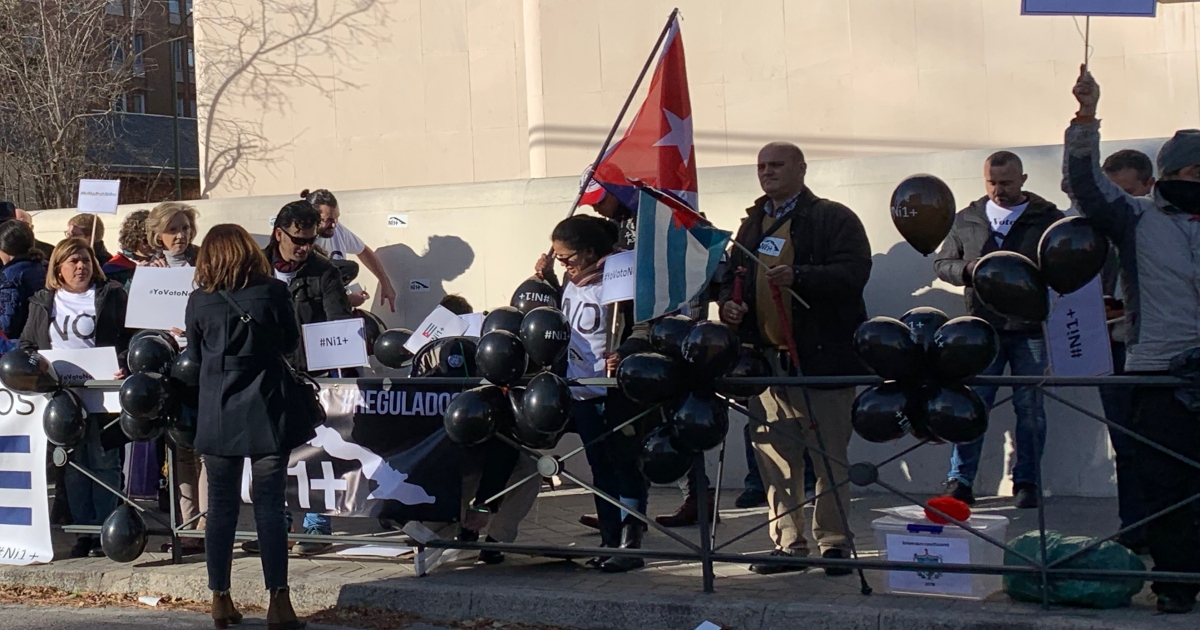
[0,389,52,565]
[600,250,636,305]
[125,267,195,331]
[76,179,121,215]
[1045,277,1113,377]
[346,283,364,295]
[885,533,972,596]
[387,214,409,228]
[459,312,484,338]
[409,279,430,293]
[404,306,470,354]
[303,319,369,372]
[1021,0,1155,16]
[40,348,121,413]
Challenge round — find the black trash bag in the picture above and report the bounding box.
[1003,530,1146,609]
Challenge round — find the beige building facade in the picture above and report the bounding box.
[193,0,1200,198]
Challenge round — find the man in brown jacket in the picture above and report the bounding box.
[718,142,871,576]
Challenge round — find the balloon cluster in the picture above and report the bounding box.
[617,317,755,485]
[442,295,575,450]
[118,330,201,448]
[850,308,999,445]
[891,174,1109,321]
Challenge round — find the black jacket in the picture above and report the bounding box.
[19,281,131,368]
[185,279,306,457]
[718,188,872,377]
[934,193,1064,332]
[265,247,354,372]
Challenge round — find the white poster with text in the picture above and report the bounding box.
[125,267,196,331]
[404,306,469,355]
[76,179,121,215]
[1045,277,1113,377]
[600,250,636,305]
[885,533,972,596]
[40,347,121,413]
[303,319,369,372]
[0,388,52,565]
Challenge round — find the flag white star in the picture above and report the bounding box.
[653,109,693,166]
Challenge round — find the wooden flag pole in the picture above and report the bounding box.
[729,240,811,310]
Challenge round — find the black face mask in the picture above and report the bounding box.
[1156,180,1200,215]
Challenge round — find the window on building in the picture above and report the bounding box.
[105,0,123,16]
[177,97,186,117]
[169,0,180,24]
[189,99,197,118]
[171,40,183,82]
[132,34,145,77]
[186,42,195,82]
[130,93,146,114]
[110,40,125,72]
[114,94,127,112]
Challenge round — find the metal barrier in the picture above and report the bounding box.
[51,373,1198,608]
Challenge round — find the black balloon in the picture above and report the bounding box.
[851,383,920,443]
[904,384,942,442]
[356,309,387,354]
[119,372,169,420]
[714,346,771,399]
[972,251,1049,322]
[616,352,685,405]
[43,389,86,447]
[507,386,526,420]
[680,322,740,382]
[512,421,562,450]
[374,328,414,369]
[520,307,571,368]
[169,349,201,388]
[901,307,950,357]
[100,504,148,563]
[520,372,572,435]
[670,391,730,453]
[924,384,989,445]
[0,348,59,395]
[130,329,180,353]
[932,316,999,382]
[476,330,527,387]
[119,411,165,442]
[443,385,508,446]
[640,426,693,484]
[166,410,196,449]
[650,315,696,359]
[853,317,921,382]
[483,306,526,336]
[1038,216,1110,295]
[511,276,559,314]
[891,174,956,256]
[128,335,176,375]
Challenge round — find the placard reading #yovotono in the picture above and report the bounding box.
[125,267,196,331]
[76,179,121,215]
[1021,0,1155,17]
[1045,277,1113,377]
[600,250,635,305]
[40,347,120,413]
[303,319,369,372]
[0,387,53,565]
[404,306,470,355]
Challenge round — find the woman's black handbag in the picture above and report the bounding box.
[218,291,325,434]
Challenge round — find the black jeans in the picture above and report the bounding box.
[204,452,290,592]
[1098,342,1146,541]
[1130,377,1200,599]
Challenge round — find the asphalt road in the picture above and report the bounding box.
[0,604,452,630]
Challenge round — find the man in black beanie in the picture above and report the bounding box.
[1064,65,1200,615]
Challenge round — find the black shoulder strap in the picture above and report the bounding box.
[219,290,255,324]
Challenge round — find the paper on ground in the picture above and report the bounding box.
[336,545,413,558]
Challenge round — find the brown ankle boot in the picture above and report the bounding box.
[267,588,306,630]
[210,591,243,629]
[655,490,719,528]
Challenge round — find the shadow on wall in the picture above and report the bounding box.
[374,235,476,330]
[864,242,964,319]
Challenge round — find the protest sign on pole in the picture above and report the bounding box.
[41,347,121,413]
[600,250,636,305]
[1021,0,1156,16]
[303,319,369,372]
[404,306,470,355]
[1045,277,1113,377]
[0,387,52,565]
[125,267,196,331]
[76,180,121,215]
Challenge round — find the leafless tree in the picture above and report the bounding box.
[0,0,147,209]
[194,0,386,197]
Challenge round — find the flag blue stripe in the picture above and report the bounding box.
[0,506,32,526]
[0,471,31,490]
[634,191,658,322]
[0,436,30,453]
[666,223,689,311]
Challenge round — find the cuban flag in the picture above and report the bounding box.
[584,14,697,214]
[634,188,730,323]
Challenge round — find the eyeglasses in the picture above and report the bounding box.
[554,251,580,265]
[278,229,317,247]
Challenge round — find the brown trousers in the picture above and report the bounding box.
[175,445,208,530]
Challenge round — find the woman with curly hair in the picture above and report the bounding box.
[101,210,156,289]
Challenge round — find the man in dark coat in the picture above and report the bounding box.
[718,142,871,576]
[934,151,1064,509]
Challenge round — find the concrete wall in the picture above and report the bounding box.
[194,0,1199,199]
[32,133,1165,498]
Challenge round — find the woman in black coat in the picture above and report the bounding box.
[184,224,307,630]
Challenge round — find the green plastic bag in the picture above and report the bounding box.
[1003,530,1146,609]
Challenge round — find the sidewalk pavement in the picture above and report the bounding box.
[1,486,1192,630]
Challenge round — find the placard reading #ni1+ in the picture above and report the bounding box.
[303,319,369,372]
[124,267,197,331]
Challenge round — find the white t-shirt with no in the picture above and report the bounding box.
[50,289,98,350]
[561,280,608,401]
[985,199,1029,245]
[316,223,366,261]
